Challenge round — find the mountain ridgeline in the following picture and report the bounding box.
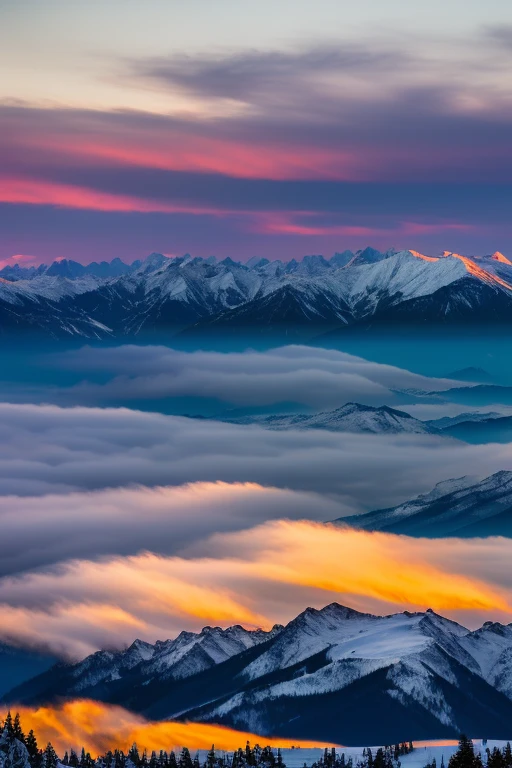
[339,470,512,537]
[2,248,512,339]
[6,603,512,743]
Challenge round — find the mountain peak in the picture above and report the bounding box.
[3,243,512,339]
[11,601,512,743]
[344,470,512,538]
[297,602,369,623]
[491,251,512,265]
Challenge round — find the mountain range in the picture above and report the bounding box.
[2,248,512,339]
[6,603,512,743]
[204,402,512,444]
[219,403,437,434]
[340,470,512,537]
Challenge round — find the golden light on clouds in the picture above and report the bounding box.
[12,700,333,755]
[1,520,512,658]
[243,521,511,613]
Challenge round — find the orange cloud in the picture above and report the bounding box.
[1,522,512,658]
[209,521,511,615]
[11,700,332,755]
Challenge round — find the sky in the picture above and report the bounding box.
[2,0,512,265]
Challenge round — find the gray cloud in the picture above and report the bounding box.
[0,481,346,578]
[44,344,460,410]
[485,25,512,50]
[135,44,406,101]
[0,402,510,507]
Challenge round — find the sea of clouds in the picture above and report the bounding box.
[1,344,512,659]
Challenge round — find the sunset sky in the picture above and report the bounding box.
[2,0,512,264]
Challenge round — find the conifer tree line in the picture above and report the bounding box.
[0,713,414,768]
[310,743,414,768]
[1,712,290,768]
[424,735,512,768]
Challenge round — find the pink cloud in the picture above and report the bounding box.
[0,253,40,270]
[251,211,476,238]
[0,177,227,216]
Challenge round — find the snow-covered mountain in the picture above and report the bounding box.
[0,257,134,281]
[1,248,512,339]
[341,470,512,537]
[3,624,283,705]
[222,403,437,435]
[7,603,512,743]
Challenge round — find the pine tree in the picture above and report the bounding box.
[179,748,193,768]
[448,736,477,768]
[373,749,385,768]
[487,748,505,768]
[128,746,141,768]
[25,730,40,768]
[12,714,25,744]
[206,747,216,768]
[3,712,13,738]
[42,743,58,768]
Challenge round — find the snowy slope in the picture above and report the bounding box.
[2,249,512,338]
[175,605,512,742]
[341,471,512,537]
[224,403,437,435]
[8,603,512,743]
[3,624,283,701]
[459,623,512,698]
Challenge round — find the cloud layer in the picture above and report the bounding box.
[2,521,512,658]
[1,402,511,503]
[0,482,346,577]
[14,700,328,754]
[1,344,512,661]
[48,344,460,410]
